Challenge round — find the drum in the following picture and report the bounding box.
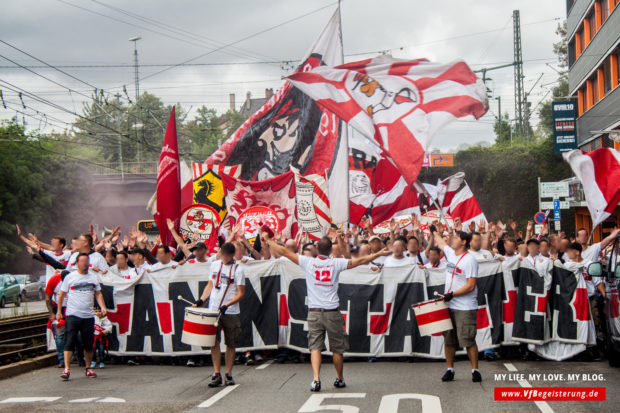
[181,307,218,347]
[412,298,453,336]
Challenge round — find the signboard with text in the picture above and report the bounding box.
[552,99,577,154]
[430,154,454,167]
[540,181,569,198]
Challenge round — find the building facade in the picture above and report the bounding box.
[566,1,620,241]
[567,0,620,151]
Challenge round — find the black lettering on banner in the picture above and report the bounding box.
[287,278,309,349]
[512,268,546,342]
[100,284,119,351]
[239,275,280,347]
[476,272,505,344]
[550,267,578,340]
[385,282,429,353]
[126,283,164,352]
[168,281,208,352]
[338,283,384,353]
[350,147,377,170]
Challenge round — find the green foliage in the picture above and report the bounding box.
[0,120,93,273]
[419,137,572,228]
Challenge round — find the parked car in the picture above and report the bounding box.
[0,274,21,308]
[14,274,45,301]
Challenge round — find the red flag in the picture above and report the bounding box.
[154,107,181,247]
[563,148,620,228]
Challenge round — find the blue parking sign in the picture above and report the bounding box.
[553,200,561,220]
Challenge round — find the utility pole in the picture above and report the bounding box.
[495,96,503,144]
[115,93,124,181]
[513,10,525,138]
[129,36,141,164]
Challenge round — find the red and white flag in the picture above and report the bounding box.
[429,172,486,229]
[207,10,349,224]
[154,107,181,247]
[348,132,419,225]
[294,171,331,241]
[563,148,620,228]
[286,56,488,185]
[222,171,298,239]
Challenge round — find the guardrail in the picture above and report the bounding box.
[0,313,50,365]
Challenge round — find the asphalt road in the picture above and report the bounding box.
[0,299,47,319]
[0,355,617,413]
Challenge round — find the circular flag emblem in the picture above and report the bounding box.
[238,206,279,242]
[419,211,454,236]
[373,215,412,234]
[178,204,221,242]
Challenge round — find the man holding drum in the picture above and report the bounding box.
[263,230,390,392]
[194,242,245,387]
[431,223,481,383]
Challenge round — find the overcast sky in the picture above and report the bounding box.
[0,0,566,152]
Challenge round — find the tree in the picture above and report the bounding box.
[494,112,512,145]
[537,21,569,138]
[0,120,93,273]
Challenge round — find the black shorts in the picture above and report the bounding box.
[64,316,94,352]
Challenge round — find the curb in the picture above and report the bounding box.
[0,352,57,380]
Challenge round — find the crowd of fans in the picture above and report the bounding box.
[13,214,620,378]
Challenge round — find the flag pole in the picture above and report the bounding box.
[337,0,350,226]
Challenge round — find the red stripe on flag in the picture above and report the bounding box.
[418,95,488,119]
[279,294,290,326]
[451,196,483,223]
[415,62,480,90]
[183,320,217,335]
[156,302,172,334]
[477,307,490,329]
[589,148,620,207]
[415,307,450,326]
[369,303,392,334]
[387,59,427,75]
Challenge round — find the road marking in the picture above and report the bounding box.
[256,359,274,370]
[0,397,61,403]
[70,398,98,403]
[299,393,366,413]
[197,384,239,408]
[378,394,442,413]
[97,397,125,403]
[503,363,554,413]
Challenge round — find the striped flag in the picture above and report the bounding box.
[563,148,620,228]
[431,172,486,229]
[287,56,488,185]
[294,171,331,241]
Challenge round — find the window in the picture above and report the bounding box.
[589,11,597,36]
[603,58,612,93]
[602,0,609,21]
[591,138,602,150]
[591,74,599,104]
[568,38,576,67]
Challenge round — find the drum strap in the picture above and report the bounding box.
[447,252,468,293]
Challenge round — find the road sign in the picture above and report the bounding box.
[422,153,430,167]
[541,200,569,209]
[553,199,561,220]
[552,99,578,154]
[430,154,454,167]
[554,220,561,231]
[534,212,546,224]
[534,224,543,235]
[137,219,158,235]
[540,181,569,198]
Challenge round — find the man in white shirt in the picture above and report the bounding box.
[424,246,446,269]
[469,232,493,260]
[148,245,178,271]
[384,239,416,267]
[130,248,151,276]
[368,236,387,267]
[56,253,107,381]
[41,237,71,283]
[497,238,520,265]
[194,242,245,387]
[65,234,109,273]
[432,224,481,383]
[576,227,619,265]
[110,251,137,279]
[406,235,429,265]
[264,230,390,392]
[525,239,552,274]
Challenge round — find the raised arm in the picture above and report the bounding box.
[349,247,391,268]
[432,222,448,251]
[262,234,298,265]
[600,228,619,250]
[166,219,192,257]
